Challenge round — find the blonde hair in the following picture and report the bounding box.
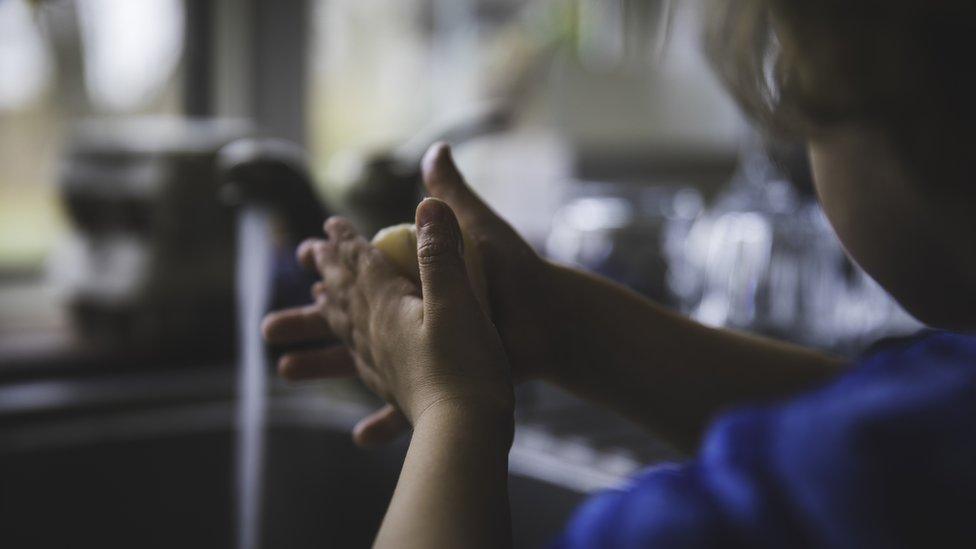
[705,0,976,186]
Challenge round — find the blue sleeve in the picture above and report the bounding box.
[554,332,976,549]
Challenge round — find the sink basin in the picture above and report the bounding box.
[0,396,587,548]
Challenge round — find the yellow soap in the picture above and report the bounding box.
[372,223,488,311]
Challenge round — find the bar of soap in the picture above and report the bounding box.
[372,223,488,311]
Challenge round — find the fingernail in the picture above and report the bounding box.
[296,239,315,263]
[422,142,453,178]
[436,143,453,164]
[417,198,447,227]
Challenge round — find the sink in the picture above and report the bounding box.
[0,392,587,548]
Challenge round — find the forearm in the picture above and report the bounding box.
[374,400,514,549]
[544,263,847,452]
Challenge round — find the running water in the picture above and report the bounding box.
[235,209,273,549]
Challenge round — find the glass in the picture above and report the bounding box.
[669,141,921,354]
[546,181,703,304]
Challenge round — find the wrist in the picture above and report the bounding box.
[412,394,515,449]
[529,260,572,382]
[538,261,591,386]
[407,369,514,419]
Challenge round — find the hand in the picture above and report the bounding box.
[263,143,558,445]
[269,198,514,437]
[420,143,559,382]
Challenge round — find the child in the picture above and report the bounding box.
[262,1,976,546]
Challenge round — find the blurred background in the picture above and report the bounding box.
[0,1,921,548]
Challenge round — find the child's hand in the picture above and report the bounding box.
[420,144,560,383]
[290,199,514,430]
[263,143,560,446]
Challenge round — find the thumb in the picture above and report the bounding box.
[422,142,500,228]
[415,198,476,318]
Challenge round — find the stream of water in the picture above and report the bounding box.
[235,209,272,549]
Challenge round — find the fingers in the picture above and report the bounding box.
[421,142,501,228]
[296,217,365,272]
[295,216,414,362]
[297,238,324,270]
[277,346,357,381]
[320,217,398,295]
[323,216,359,242]
[261,305,335,345]
[415,198,477,319]
[352,404,410,448]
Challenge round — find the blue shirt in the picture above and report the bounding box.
[555,331,976,548]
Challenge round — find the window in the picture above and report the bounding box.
[0,0,183,270]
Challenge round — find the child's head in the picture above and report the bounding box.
[707,0,976,330]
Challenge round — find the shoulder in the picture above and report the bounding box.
[557,332,976,548]
[710,331,976,546]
